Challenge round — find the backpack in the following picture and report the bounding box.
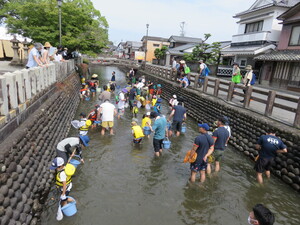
[205,66,210,76]
[250,73,256,85]
[184,66,190,74]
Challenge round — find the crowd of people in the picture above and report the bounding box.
[48,67,287,224]
[25,42,77,69]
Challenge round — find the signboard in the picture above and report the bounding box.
[134,51,145,61]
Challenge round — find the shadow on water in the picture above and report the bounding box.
[40,65,300,225]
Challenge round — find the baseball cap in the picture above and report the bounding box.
[80,113,86,117]
[122,88,128,93]
[173,95,177,98]
[198,123,210,131]
[146,112,151,116]
[50,157,64,170]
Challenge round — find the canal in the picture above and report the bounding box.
[40,65,300,225]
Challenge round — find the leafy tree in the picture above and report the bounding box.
[1,0,109,55]
[183,34,221,65]
[154,46,168,63]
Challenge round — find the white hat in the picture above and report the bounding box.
[173,94,177,99]
[146,112,151,116]
[49,157,64,170]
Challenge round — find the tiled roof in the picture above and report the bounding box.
[168,35,202,44]
[254,50,300,61]
[141,36,169,42]
[221,43,276,55]
[168,43,198,55]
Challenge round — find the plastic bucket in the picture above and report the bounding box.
[61,196,77,217]
[143,126,151,135]
[163,138,171,149]
[181,124,186,133]
[85,97,90,101]
[69,156,81,168]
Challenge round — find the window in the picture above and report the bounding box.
[153,44,160,47]
[240,59,247,67]
[289,26,300,46]
[245,21,263,33]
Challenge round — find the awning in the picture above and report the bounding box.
[221,43,276,56]
[254,50,300,61]
[2,40,14,57]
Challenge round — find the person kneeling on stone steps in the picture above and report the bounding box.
[56,136,90,164]
[50,157,73,206]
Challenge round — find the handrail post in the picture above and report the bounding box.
[214,79,220,97]
[227,82,235,101]
[265,90,276,116]
[294,97,300,128]
[203,77,208,92]
[243,86,253,108]
[194,74,199,89]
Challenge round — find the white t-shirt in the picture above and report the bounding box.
[117,92,125,109]
[137,82,144,89]
[172,60,177,68]
[54,54,62,62]
[57,137,80,152]
[100,102,116,122]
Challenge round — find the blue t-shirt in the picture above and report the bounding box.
[152,117,167,140]
[173,105,186,122]
[212,127,230,151]
[257,135,286,158]
[194,133,214,164]
[26,47,40,68]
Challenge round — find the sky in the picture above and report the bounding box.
[92,0,254,45]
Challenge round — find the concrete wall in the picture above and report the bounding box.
[141,67,300,193]
[0,60,75,143]
[0,71,81,225]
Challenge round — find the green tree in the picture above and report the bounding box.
[154,46,168,63]
[1,0,109,55]
[183,34,221,65]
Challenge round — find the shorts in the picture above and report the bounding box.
[213,149,224,162]
[254,157,274,173]
[118,108,125,116]
[172,121,182,132]
[102,121,114,128]
[133,138,143,144]
[190,161,207,172]
[153,138,164,152]
[90,88,96,92]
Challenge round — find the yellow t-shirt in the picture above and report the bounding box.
[142,117,151,128]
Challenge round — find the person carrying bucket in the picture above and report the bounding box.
[50,157,74,204]
[56,136,90,165]
[148,112,168,157]
[167,102,187,137]
[142,112,151,137]
[78,113,92,136]
[131,120,145,144]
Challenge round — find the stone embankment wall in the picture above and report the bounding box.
[140,70,300,193]
[0,62,81,224]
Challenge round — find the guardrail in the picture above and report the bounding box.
[144,64,300,128]
[0,60,76,120]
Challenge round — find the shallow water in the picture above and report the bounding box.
[40,66,300,225]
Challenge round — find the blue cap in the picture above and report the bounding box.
[198,123,210,131]
[79,135,90,147]
[122,88,128,93]
[49,157,64,170]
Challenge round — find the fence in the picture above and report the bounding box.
[144,64,300,128]
[0,60,75,120]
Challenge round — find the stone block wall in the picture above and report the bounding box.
[142,71,300,193]
[0,72,81,225]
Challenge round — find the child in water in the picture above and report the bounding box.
[132,101,138,118]
[142,112,151,138]
[131,121,144,144]
[153,98,162,115]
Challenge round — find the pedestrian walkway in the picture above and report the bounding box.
[0,61,23,75]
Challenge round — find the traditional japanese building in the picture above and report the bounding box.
[221,0,300,75]
[255,2,300,91]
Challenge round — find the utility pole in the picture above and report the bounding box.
[180,22,185,37]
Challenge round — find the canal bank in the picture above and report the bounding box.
[40,65,300,225]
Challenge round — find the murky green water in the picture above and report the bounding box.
[40,66,300,225]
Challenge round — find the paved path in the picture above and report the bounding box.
[200,77,299,126]
[0,61,23,75]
